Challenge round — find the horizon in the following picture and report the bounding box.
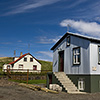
[0,0,100,61]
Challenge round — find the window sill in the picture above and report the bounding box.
[73,63,80,65]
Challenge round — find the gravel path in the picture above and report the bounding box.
[0,79,100,100]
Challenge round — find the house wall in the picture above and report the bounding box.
[12,54,41,72]
[90,42,100,74]
[53,35,90,74]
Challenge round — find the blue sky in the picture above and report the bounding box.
[0,0,100,61]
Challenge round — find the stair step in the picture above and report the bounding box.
[60,80,73,84]
[53,72,80,93]
[65,86,77,89]
[64,85,76,88]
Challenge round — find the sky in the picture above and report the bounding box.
[0,0,100,61]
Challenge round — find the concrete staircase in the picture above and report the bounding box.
[54,72,80,93]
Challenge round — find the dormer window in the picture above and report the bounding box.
[24,57,27,62]
[30,58,33,62]
[67,36,70,47]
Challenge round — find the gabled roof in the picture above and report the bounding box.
[9,53,41,65]
[51,32,100,50]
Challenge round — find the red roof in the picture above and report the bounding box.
[9,53,29,64]
[9,53,41,65]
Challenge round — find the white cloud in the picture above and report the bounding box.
[38,51,53,58]
[39,36,62,44]
[37,51,53,61]
[60,19,100,37]
[95,17,100,22]
[17,40,22,43]
[3,0,60,16]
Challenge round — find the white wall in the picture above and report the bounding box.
[90,43,100,74]
[12,54,41,72]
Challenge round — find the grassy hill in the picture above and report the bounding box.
[38,60,52,71]
[0,57,52,72]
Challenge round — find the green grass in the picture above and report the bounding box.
[39,60,52,71]
[9,79,46,84]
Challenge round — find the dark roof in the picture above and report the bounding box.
[51,32,100,50]
[9,53,41,65]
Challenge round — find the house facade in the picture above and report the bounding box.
[47,32,100,93]
[3,53,41,72]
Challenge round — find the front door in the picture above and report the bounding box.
[59,51,64,72]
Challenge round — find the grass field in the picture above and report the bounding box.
[9,79,46,84]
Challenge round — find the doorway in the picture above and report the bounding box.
[58,51,64,72]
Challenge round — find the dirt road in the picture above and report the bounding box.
[0,79,100,100]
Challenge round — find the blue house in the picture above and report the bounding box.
[47,32,100,93]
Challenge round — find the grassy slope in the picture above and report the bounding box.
[0,57,52,71]
[0,57,13,70]
[39,60,52,71]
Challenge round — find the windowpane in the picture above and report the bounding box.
[73,47,80,64]
[30,58,33,62]
[33,65,37,70]
[19,64,23,69]
[77,55,80,62]
[24,57,27,62]
[76,48,80,54]
[99,47,100,52]
[74,55,76,63]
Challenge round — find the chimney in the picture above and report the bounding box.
[20,52,23,56]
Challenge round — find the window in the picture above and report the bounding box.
[98,46,100,64]
[67,36,70,46]
[24,57,27,62]
[19,64,23,69]
[78,78,85,90]
[30,58,33,62]
[73,47,80,65]
[33,65,37,70]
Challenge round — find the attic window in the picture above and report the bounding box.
[24,57,27,62]
[30,58,33,62]
[98,46,100,64]
[73,47,80,65]
[67,36,70,46]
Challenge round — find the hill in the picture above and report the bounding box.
[0,57,52,71]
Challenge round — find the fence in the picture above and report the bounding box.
[3,69,52,84]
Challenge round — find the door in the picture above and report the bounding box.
[59,51,64,72]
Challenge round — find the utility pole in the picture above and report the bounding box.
[67,24,71,32]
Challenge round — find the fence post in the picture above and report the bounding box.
[27,69,29,84]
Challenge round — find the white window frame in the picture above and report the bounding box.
[78,78,85,90]
[73,47,80,65]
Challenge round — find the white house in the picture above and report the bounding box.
[3,53,41,72]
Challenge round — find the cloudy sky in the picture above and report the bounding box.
[0,0,100,61]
